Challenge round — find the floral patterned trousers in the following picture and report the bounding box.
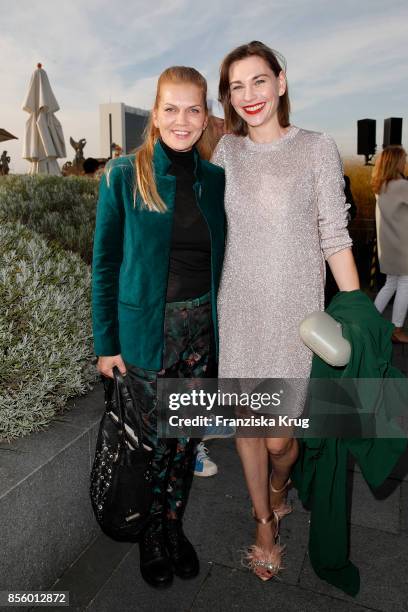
[125,292,214,530]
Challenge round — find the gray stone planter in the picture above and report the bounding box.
[0,383,104,593]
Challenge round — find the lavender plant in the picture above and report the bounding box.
[0,175,98,263]
[0,221,98,442]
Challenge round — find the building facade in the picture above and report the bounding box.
[99,103,149,158]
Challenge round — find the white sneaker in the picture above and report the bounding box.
[194,442,218,477]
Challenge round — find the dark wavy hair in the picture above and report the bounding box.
[218,40,290,136]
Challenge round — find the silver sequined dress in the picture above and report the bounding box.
[211,126,352,382]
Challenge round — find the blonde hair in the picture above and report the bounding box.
[371,145,407,195]
[135,66,214,212]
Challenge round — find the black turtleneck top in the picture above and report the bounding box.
[160,140,211,302]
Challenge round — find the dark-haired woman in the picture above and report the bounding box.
[212,41,359,581]
[92,66,225,588]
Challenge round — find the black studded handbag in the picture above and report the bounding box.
[90,366,153,542]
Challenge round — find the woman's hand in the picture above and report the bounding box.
[97,354,127,379]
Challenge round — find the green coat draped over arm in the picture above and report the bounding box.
[292,289,407,596]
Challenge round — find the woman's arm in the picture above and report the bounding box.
[315,134,360,291]
[92,161,126,377]
[316,134,353,259]
[327,247,360,292]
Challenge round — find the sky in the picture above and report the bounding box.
[1,0,408,173]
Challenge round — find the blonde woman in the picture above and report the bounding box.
[372,145,408,343]
[92,66,225,588]
[212,41,360,581]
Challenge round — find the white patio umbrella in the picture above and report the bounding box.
[22,63,66,175]
[0,129,18,143]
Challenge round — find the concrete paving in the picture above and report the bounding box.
[48,308,408,612]
[49,432,408,612]
[51,428,408,608]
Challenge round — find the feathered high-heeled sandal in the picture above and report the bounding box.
[243,510,284,581]
[270,475,293,520]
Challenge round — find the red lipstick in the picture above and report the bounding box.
[242,102,266,115]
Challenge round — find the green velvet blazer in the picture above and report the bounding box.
[91,140,226,370]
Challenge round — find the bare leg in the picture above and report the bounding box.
[236,437,269,515]
[265,437,299,509]
[235,437,276,552]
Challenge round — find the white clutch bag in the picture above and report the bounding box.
[299,311,351,367]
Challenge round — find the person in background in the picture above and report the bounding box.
[344,175,357,221]
[83,157,100,175]
[92,66,225,588]
[193,100,231,479]
[113,144,123,158]
[372,145,408,343]
[207,102,227,141]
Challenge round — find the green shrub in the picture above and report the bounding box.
[0,221,98,442]
[0,174,98,263]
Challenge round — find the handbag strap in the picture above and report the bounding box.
[112,366,144,448]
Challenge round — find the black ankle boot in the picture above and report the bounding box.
[139,520,173,588]
[164,520,199,579]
